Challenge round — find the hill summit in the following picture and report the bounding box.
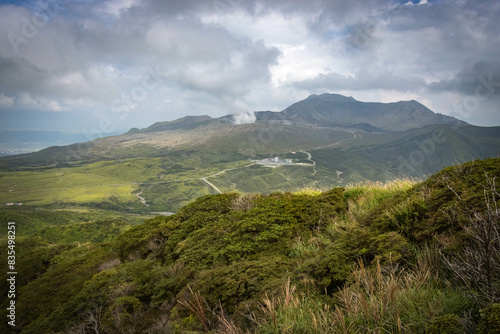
[254,93,464,132]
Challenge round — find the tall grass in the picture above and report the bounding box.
[176,179,479,334]
[252,277,340,334]
[251,249,471,334]
[289,178,418,260]
[178,285,211,332]
[294,186,325,196]
[288,234,331,259]
[343,178,418,223]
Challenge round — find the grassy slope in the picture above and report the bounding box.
[1,158,499,334]
[0,123,353,170]
[0,156,250,208]
[0,206,151,243]
[311,125,500,181]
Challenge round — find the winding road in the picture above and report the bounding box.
[199,162,255,194]
[299,149,317,175]
[135,190,150,207]
[314,132,360,150]
[200,178,222,194]
[298,132,360,176]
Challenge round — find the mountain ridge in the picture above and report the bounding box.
[123,93,467,135]
[252,93,465,132]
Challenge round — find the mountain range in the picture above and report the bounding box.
[0,93,499,211]
[126,93,463,135]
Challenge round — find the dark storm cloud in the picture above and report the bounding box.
[0,56,45,94]
[429,60,500,96]
[0,0,281,113]
[291,0,500,90]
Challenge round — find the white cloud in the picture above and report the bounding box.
[0,94,14,108]
[233,111,256,124]
[200,9,310,46]
[48,100,64,112]
[405,0,429,6]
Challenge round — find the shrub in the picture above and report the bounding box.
[371,231,410,264]
[477,304,500,334]
[187,257,290,316]
[426,314,463,334]
[113,215,171,261]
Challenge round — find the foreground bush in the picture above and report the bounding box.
[1,158,498,333]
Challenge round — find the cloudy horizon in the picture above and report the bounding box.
[1,0,499,137]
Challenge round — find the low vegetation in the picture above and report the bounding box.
[1,158,499,333]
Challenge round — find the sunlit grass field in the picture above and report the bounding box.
[0,157,255,207]
[0,147,418,213]
[0,159,154,206]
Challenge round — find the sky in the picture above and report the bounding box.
[0,0,499,137]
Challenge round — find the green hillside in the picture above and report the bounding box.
[1,158,499,333]
[1,124,498,216]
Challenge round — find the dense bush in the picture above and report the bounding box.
[427,314,464,334]
[2,158,498,333]
[477,303,500,334]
